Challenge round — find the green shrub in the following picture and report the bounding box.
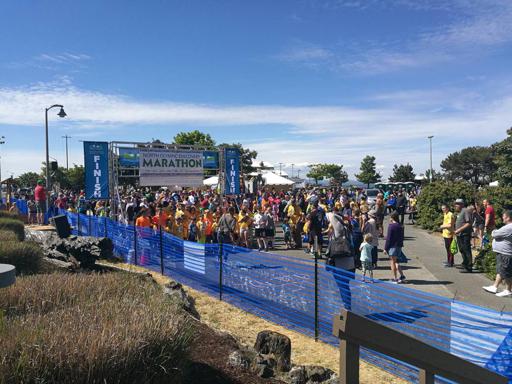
[0,273,194,383]
[477,186,512,227]
[0,241,42,275]
[0,210,22,220]
[0,217,25,241]
[0,230,19,243]
[474,245,497,280]
[417,181,475,230]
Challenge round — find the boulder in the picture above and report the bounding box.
[288,366,308,384]
[228,350,251,369]
[163,281,200,319]
[252,363,274,378]
[305,366,335,383]
[254,330,291,372]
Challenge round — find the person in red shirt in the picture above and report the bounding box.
[34,180,47,225]
[484,199,496,233]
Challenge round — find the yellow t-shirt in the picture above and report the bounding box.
[238,212,252,230]
[442,212,454,238]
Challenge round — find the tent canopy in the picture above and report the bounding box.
[262,172,294,186]
[203,175,219,186]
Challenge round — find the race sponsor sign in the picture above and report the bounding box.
[139,148,203,187]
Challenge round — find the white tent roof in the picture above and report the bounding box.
[203,175,219,186]
[262,172,294,186]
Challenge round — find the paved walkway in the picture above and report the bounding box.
[268,221,511,313]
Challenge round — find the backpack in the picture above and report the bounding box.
[326,216,352,264]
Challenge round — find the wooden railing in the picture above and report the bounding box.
[332,309,507,384]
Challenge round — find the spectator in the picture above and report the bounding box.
[483,199,496,233]
[454,199,474,273]
[34,179,46,225]
[483,210,512,297]
[439,204,455,267]
[360,233,374,281]
[364,210,380,268]
[384,211,406,283]
[395,191,407,225]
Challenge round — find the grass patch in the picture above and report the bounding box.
[0,241,42,275]
[0,273,194,383]
[0,230,19,242]
[0,210,22,221]
[0,217,25,241]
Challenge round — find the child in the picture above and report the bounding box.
[360,233,374,281]
[282,222,292,249]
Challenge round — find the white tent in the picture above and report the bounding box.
[203,175,219,186]
[262,172,294,186]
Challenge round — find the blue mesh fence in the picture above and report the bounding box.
[59,210,512,383]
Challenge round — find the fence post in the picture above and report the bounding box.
[159,212,164,275]
[77,212,81,236]
[314,236,319,342]
[219,238,224,301]
[133,222,138,265]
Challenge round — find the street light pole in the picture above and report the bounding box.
[62,135,71,170]
[278,162,283,175]
[428,136,434,183]
[291,163,295,179]
[0,136,5,201]
[45,105,67,210]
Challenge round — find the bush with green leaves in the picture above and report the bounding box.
[0,217,25,241]
[417,181,475,230]
[0,241,42,275]
[0,210,21,220]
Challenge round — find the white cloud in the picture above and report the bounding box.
[280,1,512,74]
[0,81,511,177]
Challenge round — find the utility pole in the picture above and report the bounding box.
[278,162,284,175]
[428,136,434,183]
[62,135,71,170]
[291,163,295,179]
[0,136,5,201]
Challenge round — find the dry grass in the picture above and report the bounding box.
[104,262,405,384]
[0,273,194,384]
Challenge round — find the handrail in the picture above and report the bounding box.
[332,309,508,384]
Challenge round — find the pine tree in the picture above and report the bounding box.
[355,155,381,188]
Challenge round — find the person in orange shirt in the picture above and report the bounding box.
[152,205,168,229]
[202,209,215,244]
[135,208,152,228]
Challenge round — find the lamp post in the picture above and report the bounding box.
[45,105,67,209]
[427,136,434,183]
[62,135,71,170]
[0,136,5,201]
[278,162,284,176]
[291,163,295,179]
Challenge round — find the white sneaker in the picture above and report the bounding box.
[496,290,512,297]
[483,285,498,294]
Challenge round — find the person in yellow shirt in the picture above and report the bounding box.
[439,204,455,267]
[238,207,252,248]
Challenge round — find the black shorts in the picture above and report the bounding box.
[255,228,265,238]
[497,253,512,279]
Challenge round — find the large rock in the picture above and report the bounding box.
[288,366,308,384]
[285,365,336,384]
[31,232,113,268]
[228,350,251,369]
[254,330,291,372]
[163,281,200,319]
[305,366,336,383]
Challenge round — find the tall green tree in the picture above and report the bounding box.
[218,143,257,174]
[492,128,512,186]
[16,172,41,188]
[389,163,416,182]
[355,155,381,188]
[307,163,348,185]
[440,146,496,186]
[173,130,216,148]
[66,165,85,191]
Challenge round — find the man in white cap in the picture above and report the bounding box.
[454,199,474,273]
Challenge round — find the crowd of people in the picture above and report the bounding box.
[9,179,512,293]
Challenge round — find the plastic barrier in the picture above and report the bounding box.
[59,210,512,383]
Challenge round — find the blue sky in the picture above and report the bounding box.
[1,0,512,179]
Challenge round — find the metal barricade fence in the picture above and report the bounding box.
[59,209,512,384]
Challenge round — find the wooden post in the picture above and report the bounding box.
[339,339,359,384]
[419,369,435,384]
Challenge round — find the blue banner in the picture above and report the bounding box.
[84,141,110,199]
[224,148,240,195]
